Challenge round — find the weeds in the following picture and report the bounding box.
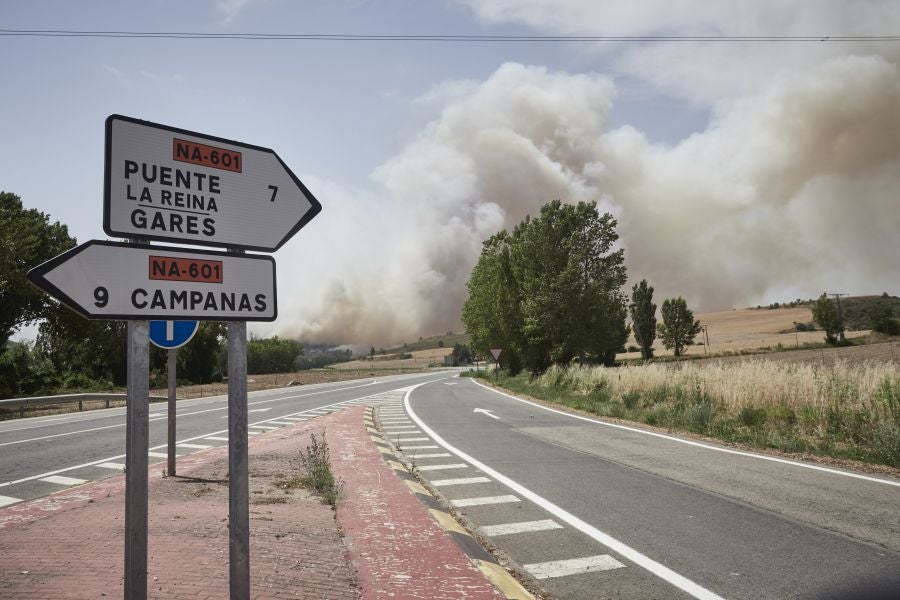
[294,431,343,507]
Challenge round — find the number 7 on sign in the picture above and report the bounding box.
[268,185,278,202]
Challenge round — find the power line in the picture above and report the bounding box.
[0,28,898,42]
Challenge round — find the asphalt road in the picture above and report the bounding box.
[399,376,900,600]
[0,371,451,507]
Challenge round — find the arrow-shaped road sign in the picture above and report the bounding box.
[473,408,500,420]
[27,240,276,321]
[104,115,321,252]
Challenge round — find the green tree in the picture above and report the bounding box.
[0,192,76,350]
[657,297,702,357]
[247,335,303,374]
[449,343,473,366]
[630,279,657,360]
[36,313,127,386]
[869,298,900,335]
[812,293,842,344]
[462,200,628,373]
[179,322,225,383]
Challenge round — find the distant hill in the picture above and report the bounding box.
[387,332,470,353]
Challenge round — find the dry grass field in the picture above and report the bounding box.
[327,346,454,370]
[621,306,870,359]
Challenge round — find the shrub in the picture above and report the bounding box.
[738,406,767,428]
[872,423,900,467]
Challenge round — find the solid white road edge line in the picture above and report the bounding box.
[405,381,725,600]
[470,378,900,488]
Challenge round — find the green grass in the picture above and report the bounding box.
[466,362,900,468]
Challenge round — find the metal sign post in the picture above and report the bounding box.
[124,319,150,600]
[167,349,177,476]
[228,313,250,598]
[149,320,199,477]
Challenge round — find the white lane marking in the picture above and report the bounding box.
[252,425,279,430]
[0,495,22,507]
[96,462,126,470]
[379,419,412,423]
[406,382,725,600]
[0,419,163,448]
[431,477,491,486]
[0,380,448,490]
[470,378,900,488]
[278,417,305,421]
[524,555,625,579]
[392,437,429,442]
[473,408,499,420]
[416,463,469,471]
[204,436,229,442]
[384,428,421,433]
[177,443,212,450]
[451,495,521,507]
[407,453,451,459]
[480,519,563,537]
[266,421,295,426]
[40,475,87,486]
[248,408,273,413]
[148,413,166,418]
[399,445,439,450]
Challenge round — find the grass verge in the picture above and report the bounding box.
[464,360,900,469]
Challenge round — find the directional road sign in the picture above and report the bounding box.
[104,114,322,252]
[149,320,199,349]
[27,240,277,321]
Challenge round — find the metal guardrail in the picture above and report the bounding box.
[0,393,168,412]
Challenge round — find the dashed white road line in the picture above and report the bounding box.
[524,555,625,579]
[96,462,126,470]
[416,463,469,471]
[480,519,563,537]
[432,476,491,486]
[176,443,212,450]
[204,436,229,442]
[149,451,178,458]
[266,421,296,426]
[40,475,87,486]
[393,437,430,442]
[0,495,22,507]
[408,453,451,459]
[451,495,521,507]
[399,445,439,450]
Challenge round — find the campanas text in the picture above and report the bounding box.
[131,289,268,313]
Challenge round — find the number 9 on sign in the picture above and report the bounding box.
[94,286,109,308]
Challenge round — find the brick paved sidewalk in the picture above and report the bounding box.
[0,412,359,599]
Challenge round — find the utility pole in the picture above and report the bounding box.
[829,293,848,343]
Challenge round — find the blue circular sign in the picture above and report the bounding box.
[149,320,199,349]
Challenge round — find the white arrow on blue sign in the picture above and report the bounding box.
[149,320,199,349]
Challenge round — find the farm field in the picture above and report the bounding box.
[620,306,870,359]
[327,346,454,370]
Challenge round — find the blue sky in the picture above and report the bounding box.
[3,1,898,346]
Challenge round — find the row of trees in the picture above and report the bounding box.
[629,280,702,359]
[462,200,706,373]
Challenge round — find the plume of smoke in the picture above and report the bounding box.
[266,4,900,347]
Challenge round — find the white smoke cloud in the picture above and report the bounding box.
[268,3,900,346]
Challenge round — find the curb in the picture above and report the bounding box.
[364,406,536,600]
